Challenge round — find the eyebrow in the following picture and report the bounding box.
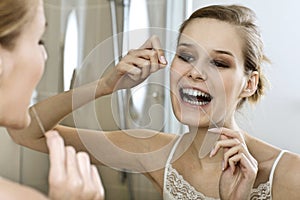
[177,42,196,48]
[178,43,235,58]
[213,50,234,57]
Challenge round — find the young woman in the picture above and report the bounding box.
[8,4,300,200]
[0,0,104,199]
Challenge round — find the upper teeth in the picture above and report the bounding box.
[182,88,210,98]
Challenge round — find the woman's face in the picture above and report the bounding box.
[170,18,249,128]
[0,0,47,129]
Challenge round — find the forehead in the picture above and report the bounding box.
[179,18,244,59]
[34,0,46,26]
[24,0,46,36]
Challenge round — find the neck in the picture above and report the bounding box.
[187,117,241,167]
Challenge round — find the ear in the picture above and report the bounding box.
[240,71,259,98]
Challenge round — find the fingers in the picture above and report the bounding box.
[126,50,155,78]
[45,131,104,200]
[91,165,105,200]
[118,49,166,81]
[65,146,83,192]
[227,153,257,176]
[46,131,66,184]
[140,35,167,65]
[209,128,258,175]
[118,35,167,81]
[76,152,103,200]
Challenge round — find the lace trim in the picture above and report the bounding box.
[165,164,271,200]
[250,181,271,200]
[165,164,219,200]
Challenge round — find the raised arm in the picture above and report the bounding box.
[7,35,168,164]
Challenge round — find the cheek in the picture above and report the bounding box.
[12,49,45,108]
[170,61,188,87]
[27,49,46,86]
[221,73,245,107]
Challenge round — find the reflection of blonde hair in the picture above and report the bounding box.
[0,0,38,49]
[179,5,269,107]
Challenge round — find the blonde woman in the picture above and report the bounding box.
[0,0,104,199]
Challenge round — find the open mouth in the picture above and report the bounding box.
[179,88,213,106]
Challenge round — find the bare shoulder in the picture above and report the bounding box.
[272,151,300,199]
[0,177,48,200]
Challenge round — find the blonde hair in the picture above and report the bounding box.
[0,0,38,49]
[179,5,270,107]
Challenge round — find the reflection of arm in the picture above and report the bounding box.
[8,35,169,168]
[7,79,110,154]
[8,34,167,154]
[7,73,174,167]
[0,178,48,200]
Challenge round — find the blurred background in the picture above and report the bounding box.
[0,0,299,199]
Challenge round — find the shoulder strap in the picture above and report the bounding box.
[269,150,287,195]
[163,133,185,190]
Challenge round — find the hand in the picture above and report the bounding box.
[209,128,258,200]
[103,35,167,92]
[45,131,104,200]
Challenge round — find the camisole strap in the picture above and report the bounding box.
[269,150,287,195]
[163,133,185,190]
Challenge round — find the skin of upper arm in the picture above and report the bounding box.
[0,177,48,200]
[272,151,300,200]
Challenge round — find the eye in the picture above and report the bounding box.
[177,53,195,63]
[210,59,229,68]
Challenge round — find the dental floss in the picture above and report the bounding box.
[31,106,46,134]
[198,109,223,159]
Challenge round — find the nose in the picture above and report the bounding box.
[187,66,207,81]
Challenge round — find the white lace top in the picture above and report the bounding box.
[163,134,286,200]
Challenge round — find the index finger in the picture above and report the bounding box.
[46,131,66,179]
[211,127,245,143]
[140,35,167,65]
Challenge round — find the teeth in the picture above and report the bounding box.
[181,88,211,106]
[182,88,210,98]
[182,96,209,106]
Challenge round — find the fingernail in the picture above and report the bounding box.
[208,128,221,133]
[159,56,167,64]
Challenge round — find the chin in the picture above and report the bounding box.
[176,114,211,128]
